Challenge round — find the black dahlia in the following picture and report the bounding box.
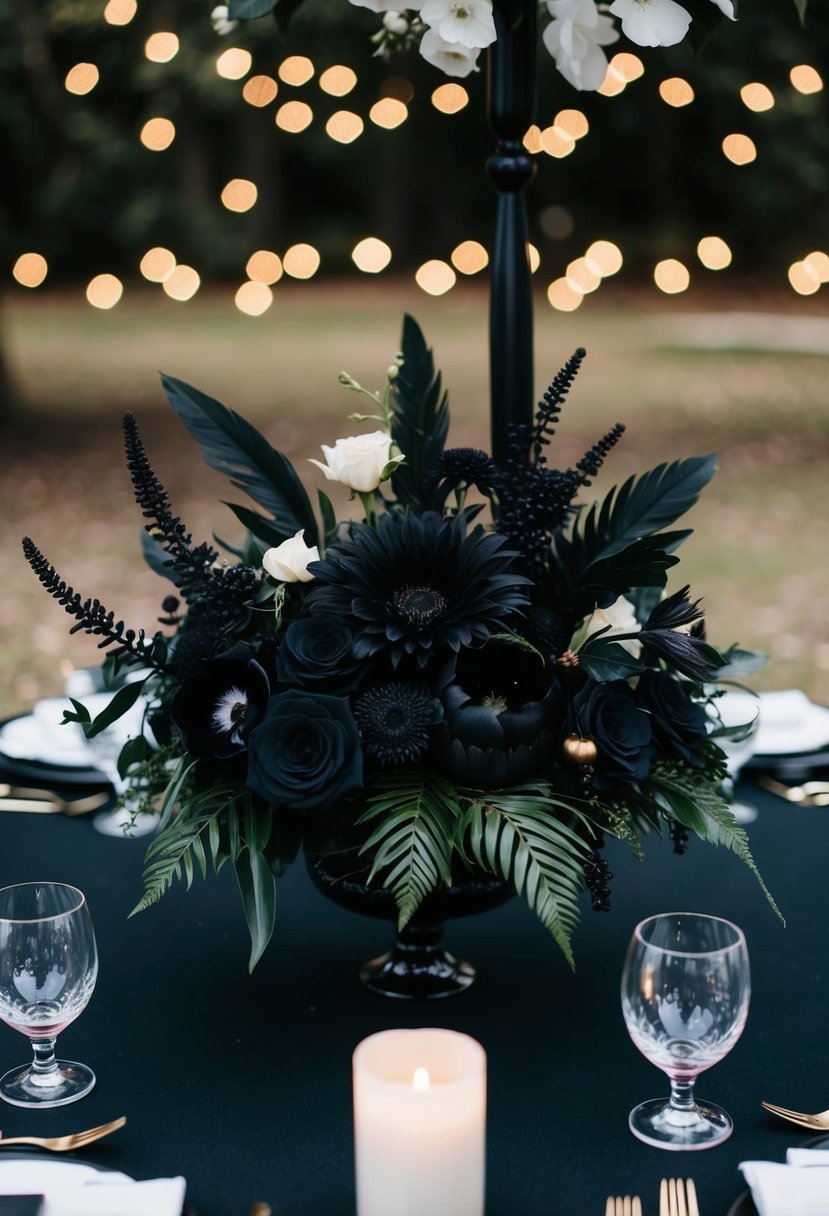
[353,682,442,767]
[306,511,530,670]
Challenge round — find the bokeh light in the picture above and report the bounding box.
[555,109,589,140]
[369,99,408,129]
[279,56,314,86]
[540,126,575,158]
[381,76,414,103]
[788,261,821,295]
[283,244,320,280]
[431,84,469,114]
[547,279,583,312]
[527,244,540,274]
[654,259,690,294]
[235,282,274,316]
[697,236,732,270]
[103,0,137,26]
[415,260,456,296]
[585,240,623,277]
[659,77,694,107]
[216,48,252,81]
[140,117,176,151]
[540,206,574,241]
[12,253,48,288]
[597,64,626,97]
[523,125,543,154]
[326,111,364,143]
[352,238,392,274]
[65,64,99,95]
[610,53,644,82]
[276,101,313,133]
[740,82,774,112]
[221,179,258,212]
[139,247,176,283]
[804,251,829,283]
[451,241,488,275]
[243,76,278,107]
[566,257,601,294]
[246,250,283,285]
[163,265,200,301]
[86,274,123,309]
[790,65,823,95]
[319,66,357,97]
[145,33,179,64]
[722,134,757,165]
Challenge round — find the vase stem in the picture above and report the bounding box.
[360,919,476,1000]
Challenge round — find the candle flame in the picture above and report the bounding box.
[412,1066,430,1092]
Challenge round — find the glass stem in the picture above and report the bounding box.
[29,1037,61,1087]
[669,1078,697,1113]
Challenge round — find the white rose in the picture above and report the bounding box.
[308,431,404,494]
[582,595,642,658]
[262,531,319,583]
[210,5,239,35]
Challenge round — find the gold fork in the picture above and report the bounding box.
[605,1197,643,1216]
[659,1177,701,1216]
[0,1115,126,1152]
[762,1100,829,1131]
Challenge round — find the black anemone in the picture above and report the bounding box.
[170,644,270,760]
[353,682,441,768]
[306,512,531,670]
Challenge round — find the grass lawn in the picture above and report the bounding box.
[2,278,828,719]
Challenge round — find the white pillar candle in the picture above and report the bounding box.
[353,1028,486,1216]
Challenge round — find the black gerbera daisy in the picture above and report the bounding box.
[353,682,441,767]
[306,511,531,670]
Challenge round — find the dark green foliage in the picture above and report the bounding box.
[389,315,450,511]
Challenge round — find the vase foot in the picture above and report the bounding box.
[360,945,476,1000]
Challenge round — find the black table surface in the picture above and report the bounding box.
[0,778,825,1216]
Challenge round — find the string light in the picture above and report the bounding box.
[163,265,200,301]
[654,259,690,294]
[139,247,176,283]
[12,253,48,288]
[319,66,357,97]
[722,134,756,165]
[216,49,252,80]
[326,111,364,143]
[585,240,623,277]
[547,279,583,312]
[369,99,408,129]
[279,56,314,86]
[283,244,320,279]
[243,76,278,107]
[65,64,99,95]
[103,0,136,25]
[431,84,468,114]
[740,82,774,112]
[140,118,176,151]
[86,274,123,309]
[415,260,456,296]
[659,77,694,107]
[235,282,274,316]
[451,241,488,275]
[790,65,823,95]
[276,101,313,133]
[145,33,179,64]
[352,238,392,273]
[246,251,283,285]
[697,236,732,270]
[221,179,258,212]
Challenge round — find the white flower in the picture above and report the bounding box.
[543,0,619,92]
[383,10,410,33]
[608,0,691,47]
[262,531,320,584]
[582,596,642,658]
[210,5,239,35]
[709,0,736,17]
[420,0,496,49]
[418,26,482,75]
[308,431,405,493]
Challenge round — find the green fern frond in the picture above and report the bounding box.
[459,789,591,970]
[130,807,220,915]
[357,773,461,930]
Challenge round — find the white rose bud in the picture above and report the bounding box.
[582,595,642,658]
[383,10,410,33]
[262,530,320,583]
[210,5,239,35]
[309,431,405,494]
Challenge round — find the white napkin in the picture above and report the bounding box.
[754,690,829,756]
[0,694,148,769]
[0,1158,185,1216]
[740,1147,829,1215]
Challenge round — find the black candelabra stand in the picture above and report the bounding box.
[486,0,539,467]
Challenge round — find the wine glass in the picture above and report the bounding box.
[0,883,98,1107]
[621,912,750,1150]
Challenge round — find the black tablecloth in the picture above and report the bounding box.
[0,781,825,1216]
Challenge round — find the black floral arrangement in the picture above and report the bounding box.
[22,317,779,969]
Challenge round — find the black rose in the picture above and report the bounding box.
[635,669,708,767]
[564,679,652,788]
[276,618,361,693]
[170,645,270,760]
[246,691,363,811]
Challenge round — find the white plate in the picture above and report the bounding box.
[753,690,829,757]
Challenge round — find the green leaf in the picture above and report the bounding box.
[712,645,768,679]
[234,849,277,973]
[161,374,318,548]
[130,805,219,915]
[228,0,277,17]
[222,502,288,549]
[157,757,198,831]
[390,315,450,511]
[459,788,591,970]
[357,773,459,929]
[317,490,337,544]
[578,638,644,682]
[79,677,151,740]
[117,734,152,779]
[793,0,807,23]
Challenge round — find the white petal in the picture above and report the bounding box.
[709,0,736,16]
[610,0,690,47]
